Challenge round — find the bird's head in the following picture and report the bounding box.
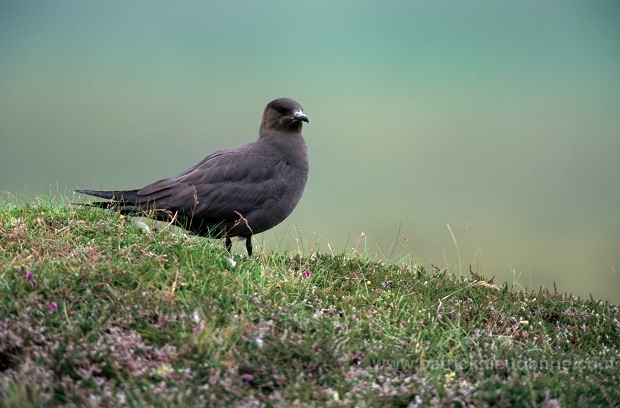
[260,98,309,135]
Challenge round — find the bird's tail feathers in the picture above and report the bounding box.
[73,189,144,214]
[74,189,139,202]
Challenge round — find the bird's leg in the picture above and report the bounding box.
[225,236,232,253]
[245,237,253,257]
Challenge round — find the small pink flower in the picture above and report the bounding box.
[70,310,76,316]
[302,270,312,278]
[192,326,202,334]
[243,374,254,383]
[29,279,37,287]
[48,302,57,311]
[24,270,33,279]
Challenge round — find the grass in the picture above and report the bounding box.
[0,197,618,407]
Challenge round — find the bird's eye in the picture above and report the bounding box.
[275,106,286,114]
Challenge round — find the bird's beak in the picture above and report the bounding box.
[293,111,309,123]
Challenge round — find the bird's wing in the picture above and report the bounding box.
[133,145,293,220]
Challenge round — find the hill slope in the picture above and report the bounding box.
[0,200,618,406]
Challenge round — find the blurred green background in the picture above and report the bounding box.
[1,1,619,301]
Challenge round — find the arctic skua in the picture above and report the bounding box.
[75,97,309,256]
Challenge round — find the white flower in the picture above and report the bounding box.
[135,221,150,233]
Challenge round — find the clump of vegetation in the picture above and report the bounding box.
[0,197,618,407]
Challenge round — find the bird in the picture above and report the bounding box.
[75,97,309,256]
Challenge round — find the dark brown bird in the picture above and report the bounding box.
[75,98,309,256]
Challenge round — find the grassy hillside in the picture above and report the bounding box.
[0,199,618,407]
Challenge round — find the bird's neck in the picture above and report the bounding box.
[259,121,304,135]
[257,132,308,166]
